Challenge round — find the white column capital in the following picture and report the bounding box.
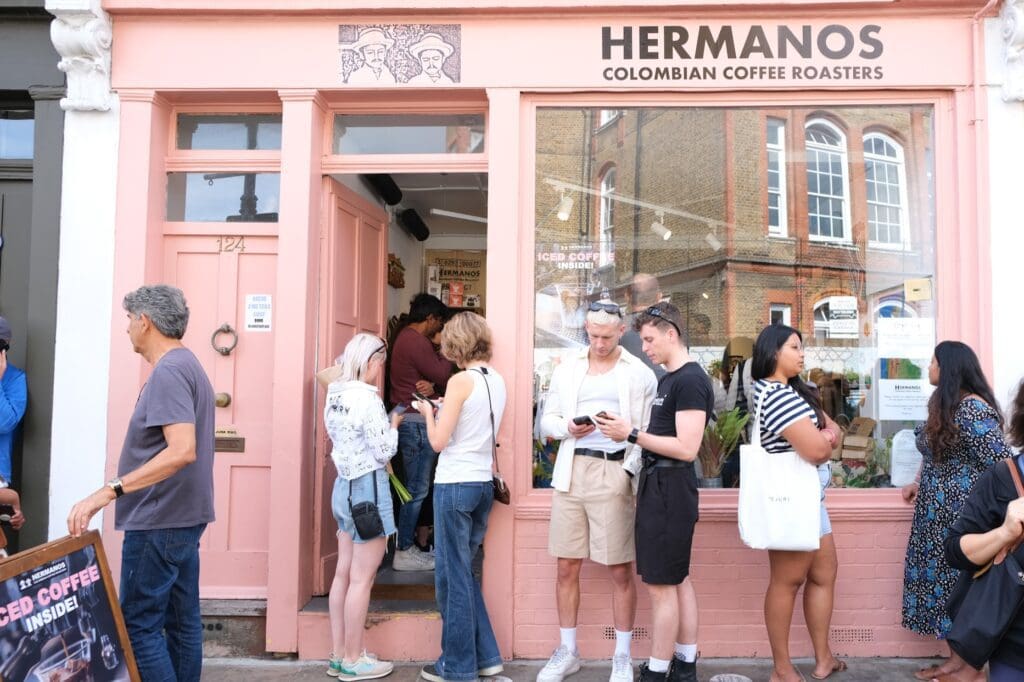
[45,0,113,112]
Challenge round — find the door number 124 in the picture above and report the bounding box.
[216,236,246,253]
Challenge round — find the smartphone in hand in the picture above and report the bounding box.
[572,415,595,426]
[0,504,14,523]
[412,391,438,410]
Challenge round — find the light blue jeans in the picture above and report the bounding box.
[432,481,502,681]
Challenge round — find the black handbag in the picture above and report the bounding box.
[350,470,385,540]
[473,368,510,505]
[947,456,1024,670]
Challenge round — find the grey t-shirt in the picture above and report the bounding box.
[115,347,216,531]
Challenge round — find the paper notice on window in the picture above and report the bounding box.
[879,378,934,421]
[245,294,272,332]
[877,318,934,360]
[828,296,859,339]
[889,428,922,487]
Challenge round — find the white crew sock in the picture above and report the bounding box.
[647,656,671,673]
[674,643,697,663]
[614,630,632,657]
[560,627,577,653]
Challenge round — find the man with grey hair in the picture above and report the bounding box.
[68,284,214,682]
[621,273,666,379]
[538,301,657,682]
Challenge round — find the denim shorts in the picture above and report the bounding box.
[332,469,396,542]
[818,463,832,537]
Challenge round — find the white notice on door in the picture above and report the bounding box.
[245,294,272,332]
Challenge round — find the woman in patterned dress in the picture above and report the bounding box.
[901,341,1011,681]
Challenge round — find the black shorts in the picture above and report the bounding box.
[635,464,699,585]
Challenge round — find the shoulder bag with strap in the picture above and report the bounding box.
[947,455,1024,670]
[349,469,385,540]
[473,368,510,505]
[737,383,822,551]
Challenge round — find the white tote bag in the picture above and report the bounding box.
[738,388,822,551]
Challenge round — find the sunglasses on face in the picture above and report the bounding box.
[645,306,683,338]
[588,301,622,317]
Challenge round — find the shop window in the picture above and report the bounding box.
[598,168,616,267]
[332,113,485,154]
[766,118,787,237]
[176,114,282,150]
[769,303,791,326]
[805,119,851,243]
[598,110,620,127]
[166,172,280,222]
[864,133,910,249]
[533,105,937,490]
[0,110,34,159]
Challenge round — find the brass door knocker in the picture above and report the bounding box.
[211,323,238,356]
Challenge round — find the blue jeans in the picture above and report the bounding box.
[990,659,1024,681]
[433,482,502,681]
[120,524,207,682]
[397,420,437,550]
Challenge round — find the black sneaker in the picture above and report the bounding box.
[420,664,445,682]
[667,657,697,682]
[638,662,669,681]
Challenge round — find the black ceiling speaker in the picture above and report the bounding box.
[398,208,430,242]
[364,174,403,205]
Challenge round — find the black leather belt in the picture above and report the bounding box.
[574,448,626,461]
[642,455,691,469]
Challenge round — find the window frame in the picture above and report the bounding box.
[769,303,792,326]
[863,131,911,251]
[804,118,852,245]
[766,117,788,238]
[598,167,616,268]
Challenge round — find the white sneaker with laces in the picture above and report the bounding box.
[610,653,633,682]
[392,546,435,571]
[537,645,581,681]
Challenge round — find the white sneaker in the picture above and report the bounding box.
[337,653,393,680]
[392,546,435,571]
[610,654,633,682]
[537,645,581,681]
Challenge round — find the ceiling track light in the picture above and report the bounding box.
[650,211,671,240]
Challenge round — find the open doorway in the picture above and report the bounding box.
[315,172,488,609]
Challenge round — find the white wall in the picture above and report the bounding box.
[986,17,1024,410]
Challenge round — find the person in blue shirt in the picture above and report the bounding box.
[0,317,27,483]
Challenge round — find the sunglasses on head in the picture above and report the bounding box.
[644,306,683,337]
[588,301,622,317]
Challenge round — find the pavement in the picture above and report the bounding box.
[201,657,936,681]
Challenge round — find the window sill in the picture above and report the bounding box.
[808,239,857,250]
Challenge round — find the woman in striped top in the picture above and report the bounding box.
[751,324,846,682]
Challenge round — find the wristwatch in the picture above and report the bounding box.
[106,478,124,498]
[627,428,640,444]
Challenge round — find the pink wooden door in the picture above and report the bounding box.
[312,178,388,593]
[163,233,278,597]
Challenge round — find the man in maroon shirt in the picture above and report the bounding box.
[389,293,452,571]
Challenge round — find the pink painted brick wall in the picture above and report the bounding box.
[512,514,945,659]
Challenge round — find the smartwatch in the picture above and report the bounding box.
[107,478,124,498]
[627,428,640,444]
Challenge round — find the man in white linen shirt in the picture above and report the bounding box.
[537,302,657,682]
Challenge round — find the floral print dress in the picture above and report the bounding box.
[901,397,1011,637]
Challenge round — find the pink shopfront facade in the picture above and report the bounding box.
[100,0,996,662]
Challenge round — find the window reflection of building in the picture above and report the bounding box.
[864,133,910,249]
[598,168,616,267]
[805,119,852,243]
[766,118,788,237]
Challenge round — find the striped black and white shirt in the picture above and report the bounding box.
[753,380,819,454]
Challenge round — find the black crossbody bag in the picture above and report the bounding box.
[473,368,510,505]
[349,469,385,540]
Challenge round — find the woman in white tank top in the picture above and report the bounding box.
[412,312,506,682]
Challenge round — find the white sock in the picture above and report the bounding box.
[647,656,671,673]
[560,627,577,653]
[614,630,632,657]
[674,643,697,663]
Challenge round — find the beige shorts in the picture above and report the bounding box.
[549,455,636,565]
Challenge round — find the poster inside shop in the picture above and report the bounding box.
[876,317,934,360]
[534,243,606,349]
[0,532,137,682]
[424,250,486,310]
[827,296,859,340]
[878,357,934,421]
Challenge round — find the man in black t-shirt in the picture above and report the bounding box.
[596,302,714,682]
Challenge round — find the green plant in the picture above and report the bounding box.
[698,407,750,478]
[707,359,723,380]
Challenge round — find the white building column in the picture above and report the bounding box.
[45,0,119,539]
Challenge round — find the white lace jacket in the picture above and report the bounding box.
[324,380,398,480]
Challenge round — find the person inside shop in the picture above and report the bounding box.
[900,341,1011,681]
[750,324,845,682]
[938,377,1024,682]
[67,285,215,682]
[536,301,657,682]
[721,336,754,488]
[318,333,401,681]
[0,316,27,497]
[413,312,506,682]
[389,293,453,571]
[594,302,713,682]
[621,273,666,379]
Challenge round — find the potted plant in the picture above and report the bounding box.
[697,407,750,488]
